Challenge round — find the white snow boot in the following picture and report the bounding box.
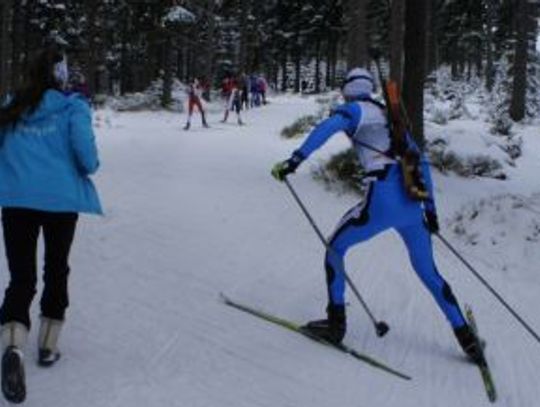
[37,317,63,367]
[1,322,28,404]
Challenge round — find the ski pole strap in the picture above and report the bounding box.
[435,232,540,346]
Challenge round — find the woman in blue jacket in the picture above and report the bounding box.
[0,46,102,404]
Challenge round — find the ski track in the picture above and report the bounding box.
[0,95,539,406]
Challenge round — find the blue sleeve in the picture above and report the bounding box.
[294,103,360,161]
[68,98,100,175]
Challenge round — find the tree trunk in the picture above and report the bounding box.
[203,0,216,98]
[119,7,131,95]
[325,37,332,88]
[294,45,301,93]
[84,0,99,95]
[345,0,368,68]
[426,0,437,74]
[484,0,495,91]
[280,52,287,92]
[403,0,428,147]
[294,26,301,93]
[161,34,174,108]
[390,0,405,85]
[331,39,338,88]
[509,0,529,121]
[315,36,321,93]
[0,0,12,96]
[238,0,249,72]
[10,1,24,89]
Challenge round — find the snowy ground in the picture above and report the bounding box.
[1,94,540,406]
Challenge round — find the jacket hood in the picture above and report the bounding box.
[21,90,71,123]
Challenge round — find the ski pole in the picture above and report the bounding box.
[283,177,390,337]
[435,232,540,346]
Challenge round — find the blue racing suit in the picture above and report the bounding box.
[292,98,466,329]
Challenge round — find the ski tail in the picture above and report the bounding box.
[220,293,411,381]
[464,304,497,403]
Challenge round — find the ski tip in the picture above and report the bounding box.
[219,292,231,304]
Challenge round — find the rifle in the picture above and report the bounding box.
[369,48,429,201]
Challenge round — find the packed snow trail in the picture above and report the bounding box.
[0,95,539,406]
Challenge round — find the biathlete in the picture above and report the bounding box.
[184,78,209,130]
[271,67,482,363]
[221,76,244,126]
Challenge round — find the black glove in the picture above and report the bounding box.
[271,152,303,182]
[424,210,439,234]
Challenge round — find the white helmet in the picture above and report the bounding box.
[342,67,375,99]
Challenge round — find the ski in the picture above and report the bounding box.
[464,304,497,403]
[220,293,411,381]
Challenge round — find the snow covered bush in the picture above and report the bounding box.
[280,114,320,139]
[448,194,540,276]
[280,96,336,139]
[162,6,195,27]
[487,62,513,136]
[430,106,450,125]
[105,79,186,112]
[425,68,476,123]
[427,138,506,180]
[500,136,522,160]
[489,104,513,136]
[312,149,366,195]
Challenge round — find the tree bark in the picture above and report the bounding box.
[484,0,495,91]
[294,45,301,93]
[10,1,24,89]
[390,0,405,85]
[280,52,288,92]
[315,36,321,93]
[203,0,216,96]
[345,0,368,69]
[238,0,249,72]
[509,0,530,121]
[161,34,174,107]
[425,0,437,74]
[403,0,428,147]
[293,26,301,93]
[0,0,12,96]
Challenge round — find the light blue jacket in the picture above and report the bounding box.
[0,90,102,214]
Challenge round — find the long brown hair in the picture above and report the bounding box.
[0,46,65,129]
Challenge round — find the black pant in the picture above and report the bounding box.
[0,208,78,328]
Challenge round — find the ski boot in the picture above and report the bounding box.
[202,114,209,128]
[37,317,63,367]
[302,304,346,345]
[1,322,28,404]
[221,111,229,123]
[454,324,484,364]
[183,122,191,130]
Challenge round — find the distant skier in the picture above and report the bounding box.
[271,67,482,363]
[69,71,91,101]
[184,78,209,130]
[257,75,268,105]
[240,73,250,110]
[249,74,260,107]
[0,46,102,403]
[221,76,244,125]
